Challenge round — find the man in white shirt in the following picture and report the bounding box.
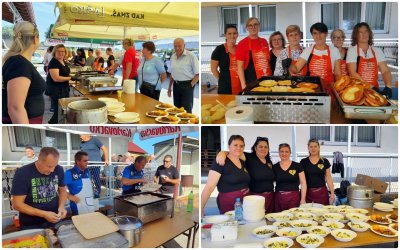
[168,38,199,113]
[19,146,38,164]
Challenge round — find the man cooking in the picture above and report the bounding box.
[154,155,180,196]
[80,134,109,198]
[64,151,95,215]
[11,147,67,230]
[121,156,148,195]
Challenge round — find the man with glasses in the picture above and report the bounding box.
[154,155,180,196]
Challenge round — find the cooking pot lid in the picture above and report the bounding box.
[348,185,373,191]
[113,216,143,230]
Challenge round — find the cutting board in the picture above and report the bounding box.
[71,212,119,239]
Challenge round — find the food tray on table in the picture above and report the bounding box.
[332,84,397,120]
[236,76,331,123]
[2,228,54,248]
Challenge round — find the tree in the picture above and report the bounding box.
[2,26,14,40]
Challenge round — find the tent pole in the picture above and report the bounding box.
[66,132,71,167]
[174,133,183,199]
[108,137,112,204]
[124,27,127,39]
[347,126,352,180]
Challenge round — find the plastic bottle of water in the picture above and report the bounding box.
[234,198,243,222]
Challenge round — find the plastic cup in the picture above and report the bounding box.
[117,90,123,99]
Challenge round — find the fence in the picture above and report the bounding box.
[2,161,158,217]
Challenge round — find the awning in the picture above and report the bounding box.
[51,2,199,40]
[127,142,147,154]
[2,2,35,23]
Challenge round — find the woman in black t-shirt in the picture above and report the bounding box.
[74,48,86,66]
[105,47,116,73]
[47,44,71,124]
[2,21,46,124]
[269,31,285,74]
[211,25,242,95]
[216,137,275,213]
[273,143,307,212]
[300,139,335,205]
[201,135,250,217]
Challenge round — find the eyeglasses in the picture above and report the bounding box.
[163,160,171,163]
[333,36,344,40]
[247,23,260,28]
[271,38,283,42]
[257,136,269,141]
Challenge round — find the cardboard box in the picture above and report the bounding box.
[355,174,388,194]
[373,193,381,203]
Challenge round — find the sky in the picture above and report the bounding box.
[132,131,199,154]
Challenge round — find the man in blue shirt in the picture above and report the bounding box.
[80,135,109,198]
[11,147,67,230]
[64,151,95,215]
[122,156,148,195]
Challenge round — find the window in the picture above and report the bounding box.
[220,5,276,36]
[10,127,82,152]
[320,2,388,32]
[310,126,380,146]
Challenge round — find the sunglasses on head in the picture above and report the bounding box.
[257,136,269,141]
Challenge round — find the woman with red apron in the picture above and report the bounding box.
[236,17,272,89]
[274,25,307,76]
[201,135,250,217]
[216,137,275,213]
[347,22,393,98]
[92,49,105,71]
[211,25,242,94]
[273,143,307,212]
[331,29,348,76]
[290,22,341,95]
[300,139,335,205]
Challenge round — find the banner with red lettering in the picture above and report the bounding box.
[46,126,135,139]
[138,126,197,140]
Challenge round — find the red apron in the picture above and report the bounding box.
[340,48,348,76]
[288,46,307,76]
[217,188,250,214]
[274,190,300,212]
[357,45,379,88]
[250,191,274,213]
[308,45,335,94]
[2,116,43,124]
[224,43,242,94]
[306,186,329,205]
[248,38,272,79]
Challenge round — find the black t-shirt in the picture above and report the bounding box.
[2,55,46,120]
[95,57,105,68]
[210,158,250,193]
[270,49,277,74]
[155,165,179,193]
[11,162,65,227]
[74,55,85,66]
[47,58,70,89]
[107,55,115,68]
[300,157,331,188]
[211,44,233,94]
[245,152,275,193]
[273,161,304,191]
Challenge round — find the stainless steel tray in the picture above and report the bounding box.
[332,85,397,120]
[2,228,54,248]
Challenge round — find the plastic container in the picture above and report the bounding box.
[234,198,243,222]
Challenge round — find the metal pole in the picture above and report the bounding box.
[173,134,177,166]
[66,132,71,167]
[389,157,393,193]
[249,4,253,17]
[347,126,352,180]
[220,126,228,151]
[174,133,183,199]
[108,137,112,203]
[302,2,306,48]
[292,126,297,161]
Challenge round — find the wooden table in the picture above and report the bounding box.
[201,94,391,124]
[71,84,167,124]
[202,208,398,248]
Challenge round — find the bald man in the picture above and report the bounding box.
[168,38,199,113]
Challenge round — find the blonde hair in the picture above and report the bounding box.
[286,25,301,36]
[246,17,260,27]
[51,44,67,57]
[3,21,39,65]
[123,38,133,46]
[308,138,324,161]
[331,28,346,42]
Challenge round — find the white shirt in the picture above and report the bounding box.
[170,49,199,81]
[300,46,341,73]
[346,46,386,64]
[44,53,53,66]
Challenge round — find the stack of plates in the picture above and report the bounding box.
[374,202,395,212]
[114,112,140,123]
[99,97,118,103]
[391,199,398,209]
[106,102,126,116]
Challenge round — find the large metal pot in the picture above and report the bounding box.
[66,100,108,124]
[112,216,143,247]
[347,185,374,208]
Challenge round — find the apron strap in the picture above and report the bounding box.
[306,46,315,76]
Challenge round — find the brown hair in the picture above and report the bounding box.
[123,38,134,46]
[228,135,245,146]
[307,138,321,158]
[74,151,88,164]
[39,147,60,159]
[351,22,374,46]
[286,25,301,37]
[246,17,260,27]
[330,28,346,42]
[142,41,156,53]
[269,31,286,49]
[279,143,291,152]
[51,44,67,57]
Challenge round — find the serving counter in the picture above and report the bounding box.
[202,208,398,248]
[201,94,396,124]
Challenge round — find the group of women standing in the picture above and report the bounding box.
[201,135,335,216]
[211,18,392,98]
